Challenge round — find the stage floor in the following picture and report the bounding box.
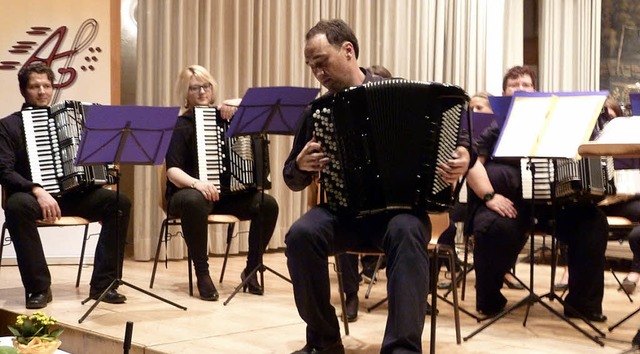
[0,251,637,353]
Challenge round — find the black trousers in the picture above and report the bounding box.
[600,198,640,273]
[472,202,608,314]
[5,188,130,295]
[168,188,279,275]
[285,206,430,353]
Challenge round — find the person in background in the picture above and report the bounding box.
[164,64,279,301]
[466,66,608,321]
[0,62,131,309]
[555,97,640,295]
[284,19,472,353]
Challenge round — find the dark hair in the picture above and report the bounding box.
[305,19,359,59]
[502,65,537,92]
[605,97,623,118]
[18,62,55,93]
[369,65,392,78]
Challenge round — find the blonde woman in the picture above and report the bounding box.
[164,65,279,301]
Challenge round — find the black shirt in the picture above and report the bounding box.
[164,112,198,200]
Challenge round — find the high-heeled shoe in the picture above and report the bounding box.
[241,270,264,295]
[622,277,637,295]
[196,274,219,301]
[503,277,524,290]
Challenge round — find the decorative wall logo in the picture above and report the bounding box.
[0,19,100,102]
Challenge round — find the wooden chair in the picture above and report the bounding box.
[0,210,92,288]
[148,211,240,296]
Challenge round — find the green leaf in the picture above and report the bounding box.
[0,346,19,354]
[6,326,20,337]
[49,328,64,337]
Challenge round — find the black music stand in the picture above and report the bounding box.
[75,105,187,323]
[223,86,320,305]
[463,91,609,345]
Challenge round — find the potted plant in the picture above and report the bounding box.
[6,312,63,354]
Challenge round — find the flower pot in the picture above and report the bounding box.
[12,338,61,354]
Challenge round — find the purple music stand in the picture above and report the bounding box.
[223,86,319,305]
[630,93,640,116]
[75,105,186,323]
[226,86,320,137]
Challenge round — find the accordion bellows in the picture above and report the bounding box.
[312,79,469,216]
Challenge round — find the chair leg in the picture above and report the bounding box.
[364,255,384,299]
[219,223,236,283]
[150,219,168,288]
[0,224,7,270]
[461,233,471,301]
[444,247,462,344]
[429,249,437,354]
[76,224,90,288]
[334,255,350,336]
[188,251,193,297]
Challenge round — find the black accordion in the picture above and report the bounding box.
[521,157,615,203]
[312,79,469,216]
[193,107,271,194]
[22,100,114,196]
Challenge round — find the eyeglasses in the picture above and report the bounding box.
[188,83,212,93]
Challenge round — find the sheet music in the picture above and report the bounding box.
[493,96,552,158]
[535,95,605,158]
[494,92,607,159]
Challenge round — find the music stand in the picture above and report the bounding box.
[75,105,187,323]
[223,86,320,305]
[630,93,640,116]
[464,91,608,345]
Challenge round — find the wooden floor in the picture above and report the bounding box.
[1,251,639,354]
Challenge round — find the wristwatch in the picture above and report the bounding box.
[483,192,495,202]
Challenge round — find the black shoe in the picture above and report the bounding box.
[632,330,640,347]
[241,270,264,295]
[564,309,607,323]
[437,280,452,290]
[26,288,52,309]
[90,288,127,304]
[425,301,439,316]
[196,274,219,301]
[554,283,568,291]
[292,340,345,354]
[477,306,503,318]
[345,293,358,322]
[361,266,376,284]
[622,277,637,295]
[504,278,524,290]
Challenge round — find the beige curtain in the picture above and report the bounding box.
[539,0,601,91]
[132,0,510,261]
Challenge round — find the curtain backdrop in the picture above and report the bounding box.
[539,0,602,91]
[132,0,518,261]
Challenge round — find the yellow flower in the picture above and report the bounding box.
[6,312,63,346]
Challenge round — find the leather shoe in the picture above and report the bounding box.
[90,288,127,304]
[621,277,637,295]
[503,278,524,290]
[632,329,640,347]
[241,270,264,295]
[564,309,607,323]
[554,282,568,291]
[26,288,52,309]
[196,274,219,301]
[291,340,345,354]
[425,301,439,316]
[345,293,358,322]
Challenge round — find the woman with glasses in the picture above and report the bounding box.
[164,64,279,301]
